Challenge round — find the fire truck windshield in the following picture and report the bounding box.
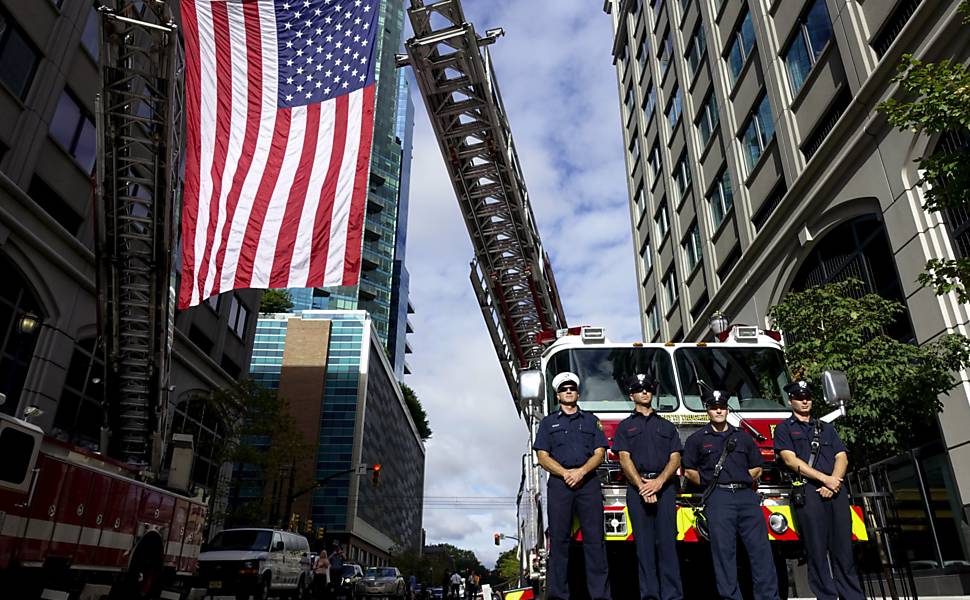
[674,346,790,412]
[544,347,678,413]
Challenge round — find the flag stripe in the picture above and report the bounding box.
[270,102,321,287]
[326,88,366,286]
[342,84,376,285]
[178,0,202,309]
[194,0,234,303]
[178,0,377,309]
[251,106,308,288]
[288,101,336,286]
[203,0,255,299]
[306,94,349,287]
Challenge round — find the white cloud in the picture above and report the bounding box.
[402,0,639,569]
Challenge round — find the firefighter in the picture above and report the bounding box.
[533,371,611,600]
[612,371,683,600]
[773,380,864,600]
[683,390,779,600]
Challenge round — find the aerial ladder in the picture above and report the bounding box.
[398,0,566,586]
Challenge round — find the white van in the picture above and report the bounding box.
[198,528,313,599]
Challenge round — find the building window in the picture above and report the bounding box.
[708,168,734,228]
[633,184,646,220]
[726,9,756,87]
[53,337,106,448]
[662,268,678,311]
[27,176,83,236]
[0,12,39,100]
[666,84,682,131]
[652,0,665,19]
[172,398,228,490]
[648,142,662,187]
[739,94,775,173]
[50,92,97,173]
[678,0,692,15]
[636,34,650,78]
[618,44,628,78]
[685,23,707,82]
[639,237,653,274]
[647,301,661,339]
[697,91,719,148]
[683,221,702,271]
[81,8,99,60]
[642,83,657,119]
[659,29,672,75]
[673,152,692,201]
[784,0,833,96]
[655,199,670,240]
[629,134,641,173]
[228,294,249,339]
[205,293,221,312]
[0,256,43,415]
[624,84,635,124]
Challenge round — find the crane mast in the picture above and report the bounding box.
[399,0,567,406]
[95,1,181,469]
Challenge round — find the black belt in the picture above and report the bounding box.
[716,483,749,491]
[639,472,660,479]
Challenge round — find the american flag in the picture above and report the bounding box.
[178,0,379,309]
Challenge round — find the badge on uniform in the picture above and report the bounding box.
[596,421,603,430]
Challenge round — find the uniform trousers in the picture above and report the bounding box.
[547,475,611,600]
[626,482,682,600]
[707,487,779,600]
[795,484,864,600]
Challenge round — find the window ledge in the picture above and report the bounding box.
[742,135,778,188]
[789,40,836,112]
[710,205,736,244]
[685,259,703,285]
[727,45,758,102]
[667,117,683,145]
[697,125,721,162]
[664,298,680,320]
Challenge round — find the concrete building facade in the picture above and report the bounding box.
[0,0,259,507]
[606,0,970,574]
[249,310,425,564]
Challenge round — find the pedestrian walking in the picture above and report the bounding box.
[328,544,345,598]
[683,390,779,600]
[533,371,611,600]
[774,380,864,600]
[612,371,683,600]
[312,548,331,598]
[466,570,477,599]
[449,571,462,599]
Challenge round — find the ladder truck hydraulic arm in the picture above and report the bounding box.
[398,0,566,586]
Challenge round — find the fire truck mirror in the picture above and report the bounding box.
[518,370,544,411]
[821,370,851,407]
[0,415,43,493]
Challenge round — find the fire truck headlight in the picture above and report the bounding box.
[768,513,788,534]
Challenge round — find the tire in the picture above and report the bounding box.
[253,577,271,600]
[110,535,164,600]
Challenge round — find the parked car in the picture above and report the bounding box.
[334,562,365,599]
[197,528,312,599]
[361,566,406,598]
[428,586,444,599]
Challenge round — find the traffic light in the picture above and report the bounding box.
[305,519,314,534]
[317,527,326,541]
[371,463,381,487]
[494,533,501,546]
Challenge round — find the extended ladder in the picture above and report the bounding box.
[399,0,567,405]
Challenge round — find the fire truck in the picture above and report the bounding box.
[0,1,210,598]
[515,325,868,594]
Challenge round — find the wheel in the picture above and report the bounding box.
[110,535,164,599]
[253,577,271,600]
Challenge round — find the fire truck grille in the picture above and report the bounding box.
[604,511,628,537]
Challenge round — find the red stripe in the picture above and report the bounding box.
[177,0,202,309]
[210,1,263,296]
[270,103,321,287]
[306,94,349,286]
[341,85,376,286]
[193,0,234,302]
[233,109,292,288]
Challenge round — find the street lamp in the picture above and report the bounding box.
[708,310,730,337]
[17,312,41,335]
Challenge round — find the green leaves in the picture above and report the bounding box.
[259,288,295,313]
[768,280,970,465]
[401,383,433,440]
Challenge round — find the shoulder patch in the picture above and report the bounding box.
[596,420,603,430]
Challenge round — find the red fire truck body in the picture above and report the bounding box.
[0,413,206,597]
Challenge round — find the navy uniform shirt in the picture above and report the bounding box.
[683,424,764,486]
[533,409,609,469]
[612,410,683,474]
[773,416,847,476]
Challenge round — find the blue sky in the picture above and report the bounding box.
[402,1,641,568]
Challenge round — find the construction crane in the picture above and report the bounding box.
[397,0,567,408]
[94,0,181,469]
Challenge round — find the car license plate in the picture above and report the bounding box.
[209,581,222,589]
